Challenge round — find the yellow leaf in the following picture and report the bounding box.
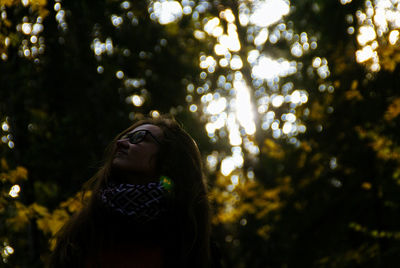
[1,158,9,170]
[361,182,372,190]
[351,80,358,90]
[263,139,284,160]
[15,166,28,180]
[37,208,70,235]
[345,80,363,101]
[384,98,400,121]
[30,202,49,217]
[6,201,32,231]
[309,101,325,121]
[257,224,271,239]
[0,0,17,7]
[8,166,28,183]
[31,0,47,6]
[48,209,70,235]
[345,89,363,101]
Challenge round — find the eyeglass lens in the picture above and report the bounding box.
[128,130,146,144]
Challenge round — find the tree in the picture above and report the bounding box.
[1,0,400,267]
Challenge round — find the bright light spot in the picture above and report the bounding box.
[207,152,218,170]
[153,1,183,25]
[97,66,104,74]
[247,49,260,64]
[183,6,192,15]
[207,97,227,114]
[5,37,10,47]
[234,78,256,135]
[220,9,235,23]
[212,26,224,37]
[271,95,284,107]
[317,64,331,79]
[347,26,355,34]
[371,63,380,72]
[230,55,243,70]
[298,125,306,133]
[271,121,279,130]
[247,170,255,180]
[356,45,374,63]
[340,0,352,4]
[189,104,198,112]
[116,71,124,79]
[232,149,244,167]
[131,95,144,106]
[273,129,282,138]
[291,42,303,57]
[285,113,296,122]
[121,1,130,9]
[250,0,290,27]
[254,28,269,46]
[105,38,114,54]
[151,110,160,118]
[111,15,123,27]
[219,25,241,52]
[22,23,32,35]
[204,17,220,35]
[252,55,296,81]
[9,184,20,198]
[5,245,14,255]
[22,0,29,6]
[357,26,376,46]
[8,141,14,149]
[389,30,399,45]
[219,58,229,67]
[200,55,217,69]
[214,44,228,56]
[331,178,342,188]
[312,57,322,68]
[228,121,242,146]
[206,123,216,135]
[221,157,235,176]
[282,122,293,134]
[330,157,337,169]
[2,122,9,131]
[239,11,249,27]
[30,35,37,44]
[231,175,239,185]
[194,30,206,39]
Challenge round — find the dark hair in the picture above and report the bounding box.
[50,115,211,267]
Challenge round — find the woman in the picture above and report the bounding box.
[50,115,211,268]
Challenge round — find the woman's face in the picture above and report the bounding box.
[111,124,163,183]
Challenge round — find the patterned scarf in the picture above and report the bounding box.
[100,181,169,223]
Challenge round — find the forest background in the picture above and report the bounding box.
[1,0,400,267]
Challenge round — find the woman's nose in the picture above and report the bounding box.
[116,139,130,148]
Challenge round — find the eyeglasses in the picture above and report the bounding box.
[121,130,161,145]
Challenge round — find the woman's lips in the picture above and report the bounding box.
[115,150,128,157]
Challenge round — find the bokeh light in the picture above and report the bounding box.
[8,185,20,198]
[353,0,400,71]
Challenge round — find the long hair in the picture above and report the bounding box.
[49,115,211,267]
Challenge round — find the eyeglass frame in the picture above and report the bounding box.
[120,129,162,145]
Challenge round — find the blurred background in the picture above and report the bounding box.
[1,0,400,267]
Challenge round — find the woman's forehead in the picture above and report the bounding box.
[130,124,163,138]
